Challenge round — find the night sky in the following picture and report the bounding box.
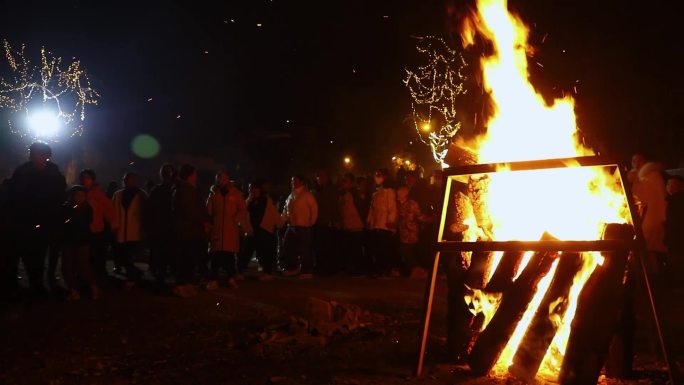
[1,0,682,186]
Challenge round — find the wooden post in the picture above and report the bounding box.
[508,253,582,380]
[467,234,559,376]
[558,223,633,385]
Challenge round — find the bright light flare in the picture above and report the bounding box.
[28,110,60,138]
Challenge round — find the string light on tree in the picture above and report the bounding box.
[404,36,467,168]
[0,40,99,140]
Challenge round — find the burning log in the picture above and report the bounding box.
[508,252,583,381]
[444,142,478,169]
[486,252,525,292]
[467,233,559,376]
[446,251,477,360]
[558,223,634,385]
[466,251,491,288]
[605,256,636,379]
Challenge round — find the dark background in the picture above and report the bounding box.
[1,0,682,187]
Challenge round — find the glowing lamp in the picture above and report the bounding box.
[421,122,431,132]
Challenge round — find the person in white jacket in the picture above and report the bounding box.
[112,172,147,285]
[367,169,398,277]
[281,175,318,278]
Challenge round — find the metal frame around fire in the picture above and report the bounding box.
[415,155,674,384]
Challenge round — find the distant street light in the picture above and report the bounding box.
[421,122,431,132]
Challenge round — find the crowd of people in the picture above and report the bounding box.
[1,142,682,302]
[0,142,445,300]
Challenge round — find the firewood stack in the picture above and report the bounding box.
[439,148,636,384]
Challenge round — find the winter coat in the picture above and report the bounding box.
[206,185,249,253]
[367,186,397,232]
[665,191,684,255]
[173,180,208,242]
[282,187,318,227]
[398,199,421,244]
[339,189,364,231]
[7,161,66,236]
[247,195,283,234]
[631,162,667,252]
[145,182,175,240]
[312,183,339,227]
[62,202,93,245]
[87,183,116,234]
[112,187,147,243]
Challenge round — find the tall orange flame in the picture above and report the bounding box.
[460,0,629,380]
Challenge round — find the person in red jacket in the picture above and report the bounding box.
[80,169,117,285]
[206,171,250,290]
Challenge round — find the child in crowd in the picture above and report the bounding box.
[62,186,101,300]
[396,186,427,278]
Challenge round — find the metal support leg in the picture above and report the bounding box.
[637,251,675,385]
[416,251,441,377]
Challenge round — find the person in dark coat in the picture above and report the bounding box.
[61,186,100,300]
[6,142,66,293]
[145,164,177,284]
[312,170,340,274]
[0,178,15,298]
[173,164,210,297]
[665,175,684,287]
[338,173,367,275]
[244,181,283,280]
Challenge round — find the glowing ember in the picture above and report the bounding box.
[458,0,629,380]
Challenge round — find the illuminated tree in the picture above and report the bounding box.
[1,40,99,139]
[404,36,467,168]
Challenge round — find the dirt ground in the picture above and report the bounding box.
[0,273,682,385]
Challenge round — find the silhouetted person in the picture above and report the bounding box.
[338,173,366,275]
[145,164,177,284]
[244,181,282,280]
[367,168,397,277]
[80,169,117,286]
[312,170,340,274]
[281,175,318,278]
[206,171,249,290]
[397,186,426,278]
[105,181,118,200]
[112,172,146,286]
[628,154,667,275]
[665,175,684,287]
[173,164,209,297]
[61,186,100,300]
[6,142,66,294]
